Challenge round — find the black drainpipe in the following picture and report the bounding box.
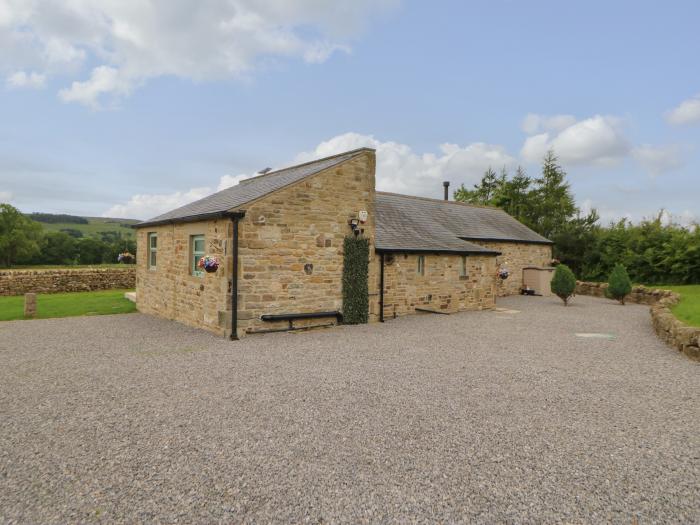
[379,252,385,323]
[228,212,245,340]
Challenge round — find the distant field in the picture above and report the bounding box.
[0,289,136,321]
[39,216,139,239]
[659,285,700,327]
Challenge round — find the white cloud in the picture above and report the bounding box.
[0,190,13,202]
[633,144,683,177]
[104,172,254,219]
[665,93,700,125]
[5,70,45,89]
[0,0,395,108]
[103,187,212,219]
[59,66,132,108]
[521,113,576,134]
[217,173,251,191]
[520,115,629,166]
[295,132,515,197]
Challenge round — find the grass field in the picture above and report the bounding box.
[0,290,136,321]
[39,217,139,239]
[658,285,700,327]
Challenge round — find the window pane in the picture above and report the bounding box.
[150,252,157,267]
[194,238,205,252]
[150,234,157,248]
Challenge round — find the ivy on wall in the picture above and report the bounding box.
[342,235,369,324]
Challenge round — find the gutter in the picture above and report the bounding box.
[459,236,553,245]
[375,247,501,256]
[133,210,245,229]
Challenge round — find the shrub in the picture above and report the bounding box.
[342,235,369,324]
[551,263,576,306]
[607,263,632,305]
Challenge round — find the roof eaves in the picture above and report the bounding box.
[134,210,246,229]
[460,236,553,245]
[375,247,501,256]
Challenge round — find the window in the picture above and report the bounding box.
[460,255,468,278]
[191,234,205,277]
[417,255,425,276]
[148,233,157,270]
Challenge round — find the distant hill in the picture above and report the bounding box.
[27,213,140,240]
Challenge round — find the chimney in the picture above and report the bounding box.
[443,181,450,201]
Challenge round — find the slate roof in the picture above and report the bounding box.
[375,192,551,254]
[137,148,373,227]
[136,148,551,254]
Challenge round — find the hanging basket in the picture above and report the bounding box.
[498,268,510,280]
[198,255,220,274]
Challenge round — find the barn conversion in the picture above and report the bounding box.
[135,148,552,338]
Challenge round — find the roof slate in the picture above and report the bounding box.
[137,148,551,254]
[137,148,371,227]
[375,192,551,254]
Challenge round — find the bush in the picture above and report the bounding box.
[342,236,369,324]
[551,263,576,306]
[607,263,632,305]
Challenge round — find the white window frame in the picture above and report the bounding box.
[417,255,425,276]
[148,233,157,270]
[191,234,205,277]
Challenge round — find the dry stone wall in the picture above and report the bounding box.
[381,253,497,318]
[469,241,553,296]
[576,281,699,361]
[0,267,135,296]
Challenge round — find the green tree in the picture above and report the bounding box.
[607,263,632,305]
[0,203,43,267]
[77,237,110,264]
[454,167,501,205]
[40,231,78,265]
[550,263,577,306]
[528,150,577,238]
[493,166,533,224]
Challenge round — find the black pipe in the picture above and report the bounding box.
[379,252,385,322]
[230,215,240,340]
[443,181,450,200]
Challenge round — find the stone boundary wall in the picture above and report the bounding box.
[0,267,136,296]
[576,281,699,361]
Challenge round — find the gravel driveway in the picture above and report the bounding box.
[1,295,698,523]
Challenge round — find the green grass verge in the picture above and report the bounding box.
[0,289,136,321]
[657,285,700,328]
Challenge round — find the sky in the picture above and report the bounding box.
[1,0,699,225]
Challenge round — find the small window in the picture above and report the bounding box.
[417,255,425,276]
[148,233,157,270]
[191,234,205,277]
[460,255,468,277]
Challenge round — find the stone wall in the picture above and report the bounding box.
[136,151,377,338]
[0,267,135,296]
[237,151,377,336]
[576,281,699,361]
[380,253,497,318]
[470,241,553,296]
[136,218,233,336]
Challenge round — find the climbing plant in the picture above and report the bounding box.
[342,235,369,324]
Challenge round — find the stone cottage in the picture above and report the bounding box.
[135,148,552,338]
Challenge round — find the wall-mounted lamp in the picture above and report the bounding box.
[349,218,360,236]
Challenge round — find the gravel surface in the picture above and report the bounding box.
[1,295,698,523]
